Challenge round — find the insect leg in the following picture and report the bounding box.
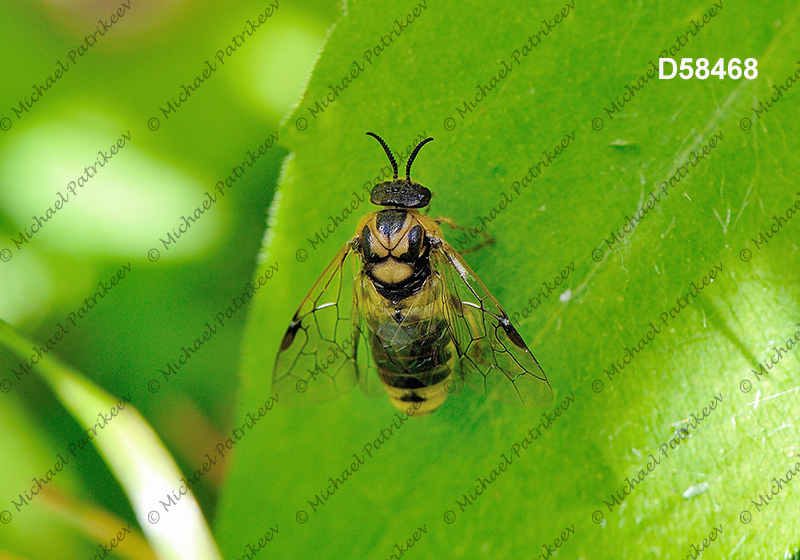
[434,216,494,254]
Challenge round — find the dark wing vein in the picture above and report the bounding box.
[272,241,362,405]
[430,238,553,408]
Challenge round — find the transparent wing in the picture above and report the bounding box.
[430,239,553,408]
[352,270,386,399]
[272,240,363,405]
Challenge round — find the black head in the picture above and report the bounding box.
[366,132,434,209]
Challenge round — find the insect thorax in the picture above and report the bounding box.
[358,208,433,303]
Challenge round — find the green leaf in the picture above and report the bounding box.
[218,0,800,558]
[0,319,223,560]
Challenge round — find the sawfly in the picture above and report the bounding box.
[273,133,552,416]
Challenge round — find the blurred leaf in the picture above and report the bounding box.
[0,386,89,557]
[0,319,222,560]
[0,115,222,259]
[38,487,156,560]
[0,0,342,558]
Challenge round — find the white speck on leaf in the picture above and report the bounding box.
[682,481,709,499]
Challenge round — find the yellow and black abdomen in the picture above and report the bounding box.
[358,207,456,415]
[368,314,456,416]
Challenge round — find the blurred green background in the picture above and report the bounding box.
[2,0,800,559]
[0,0,337,557]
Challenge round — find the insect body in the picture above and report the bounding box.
[273,133,552,417]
